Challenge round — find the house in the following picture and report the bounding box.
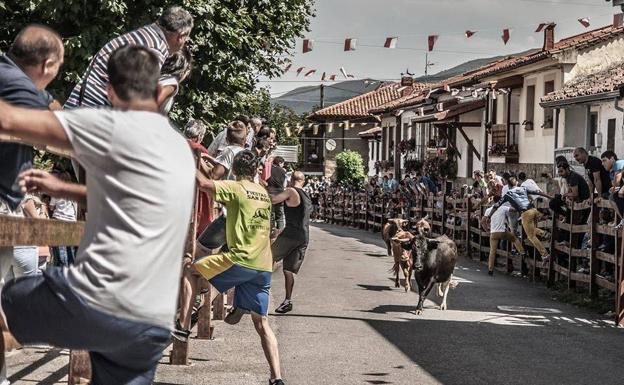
[541,57,624,163]
[306,83,405,177]
[370,23,624,183]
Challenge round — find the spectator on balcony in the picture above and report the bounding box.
[573,147,611,198]
[416,171,437,195]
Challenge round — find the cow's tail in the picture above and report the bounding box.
[389,261,400,275]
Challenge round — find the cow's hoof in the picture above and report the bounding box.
[404,286,409,293]
[439,304,447,311]
[415,309,423,315]
[394,283,400,288]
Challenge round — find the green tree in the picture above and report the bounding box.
[243,88,302,146]
[0,0,314,131]
[335,150,365,188]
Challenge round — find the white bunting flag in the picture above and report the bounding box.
[340,67,349,78]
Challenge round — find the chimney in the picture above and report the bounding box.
[614,13,624,29]
[543,23,556,51]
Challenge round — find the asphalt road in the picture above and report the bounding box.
[7,223,624,384]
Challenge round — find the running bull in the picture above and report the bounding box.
[400,220,458,314]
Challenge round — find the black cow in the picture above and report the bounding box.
[401,233,457,314]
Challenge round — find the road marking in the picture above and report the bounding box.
[497,306,562,314]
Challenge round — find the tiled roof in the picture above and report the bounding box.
[309,83,404,120]
[369,84,436,113]
[541,64,624,103]
[450,25,624,84]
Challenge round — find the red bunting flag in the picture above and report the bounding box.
[303,39,314,53]
[502,29,510,45]
[329,74,337,81]
[384,37,398,48]
[535,23,547,33]
[614,13,624,28]
[344,38,357,51]
[347,74,355,78]
[428,35,438,52]
[578,18,590,28]
[321,72,326,81]
[296,67,305,76]
[465,30,476,38]
[283,63,292,73]
[304,69,316,77]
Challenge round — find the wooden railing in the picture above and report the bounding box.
[318,191,624,326]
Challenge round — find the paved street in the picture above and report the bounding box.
[7,223,624,384]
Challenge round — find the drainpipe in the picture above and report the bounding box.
[553,108,560,172]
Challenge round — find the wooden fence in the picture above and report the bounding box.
[318,190,624,326]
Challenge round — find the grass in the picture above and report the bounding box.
[549,281,614,315]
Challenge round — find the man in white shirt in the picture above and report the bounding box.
[0,45,195,385]
[483,202,525,276]
[519,172,542,198]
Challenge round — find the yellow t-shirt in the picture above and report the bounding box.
[212,180,273,272]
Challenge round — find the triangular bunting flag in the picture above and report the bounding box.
[502,29,510,45]
[329,74,337,81]
[535,23,547,33]
[344,120,350,130]
[327,123,333,133]
[344,38,357,51]
[465,30,476,38]
[303,39,313,53]
[296,67,305,76]
[283,63,292,73]
[347,74,355,78]
[578,18,590,28]
[384,37,398,48]
[321,72,326,81]
[428,35,438,52]
[304,69,316,77]
[313,125,319,135]
[340,67,348,78]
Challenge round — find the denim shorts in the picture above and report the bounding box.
[1,267,171,385]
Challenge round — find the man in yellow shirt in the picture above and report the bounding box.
[193,150,285,385]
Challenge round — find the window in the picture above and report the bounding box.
[525,85,535,130]
[589,112,598,148]
[543,81,555,129]
[607,118,616,151]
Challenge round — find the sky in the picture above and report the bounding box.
[262,0,617,98]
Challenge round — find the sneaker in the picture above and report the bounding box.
[613,219,624,230]
[541,254,551,264]
[577,266,589,274]
[274,300,293,314]
[269,379,285,385]
[171,325,191,342]
[224,307,248,325]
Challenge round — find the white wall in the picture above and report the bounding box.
[518,69,562,164]
[593,100,624,157]
[381,115,395,161]
[562,106,586,148]
[456,108,484,178]
[565,37,624,82]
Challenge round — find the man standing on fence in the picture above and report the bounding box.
[0,45,196,385]
[482,201,526,276]
[193,150,286,385]
[0,24,64,385]
[270,171,312,314]
[486,175,553,264]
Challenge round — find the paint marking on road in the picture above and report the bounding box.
[497,306,562,314]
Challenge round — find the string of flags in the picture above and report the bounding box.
[300,18,594,55]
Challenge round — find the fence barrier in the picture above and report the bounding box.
[318,190,624,326]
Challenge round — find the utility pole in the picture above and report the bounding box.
[320,84,325,109]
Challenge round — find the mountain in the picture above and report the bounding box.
[271,52,531,114]
[271,79,382,115]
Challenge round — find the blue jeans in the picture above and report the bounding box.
[51,246,77,266]
[2,268,170,385]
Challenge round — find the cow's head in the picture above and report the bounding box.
[387,218,409,229]
[400,234,439,272]
[414,215,431,237]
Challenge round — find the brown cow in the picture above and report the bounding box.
[382,218,408,256]
[390,229,414,291]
